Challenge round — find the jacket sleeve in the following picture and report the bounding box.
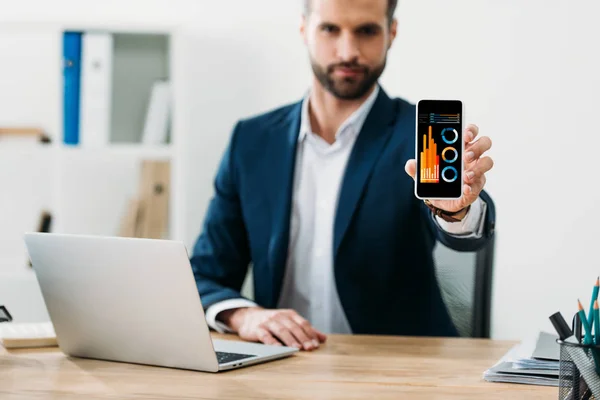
[420,189,496,252]
[189,121,253,309]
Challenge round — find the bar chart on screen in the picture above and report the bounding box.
[418,113,461,124]
[420,126,440,183]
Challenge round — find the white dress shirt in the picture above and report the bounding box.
[205,86,487,334]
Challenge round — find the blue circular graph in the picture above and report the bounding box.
[441,128,459,144]
[442,166,458,183]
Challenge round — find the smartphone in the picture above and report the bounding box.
[414,99,464,200]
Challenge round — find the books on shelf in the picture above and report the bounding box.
[142,80,171,145]
[61,30,171,148]
[62,31,83,146]
[119,160,170,239]
[79,31,113,148]
[63,30,113,147]
[137,160,170,239]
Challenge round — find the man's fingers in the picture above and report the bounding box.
[470,174,486,196]
[404,159,416,180]
[266,320,302,349]
[316,331,327,342]
[280,317,316,351]
[464,157,494,183]
[465,124,479,143]
[256,327,282,346]
[464,136,492,162]
[310,328,327,343]
[290,313,327,345]
[464,174,486,197]
[474,157,494,176]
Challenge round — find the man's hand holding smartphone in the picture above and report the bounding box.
[405,100,494,216]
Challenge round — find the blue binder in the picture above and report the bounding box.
[63,31,82,145]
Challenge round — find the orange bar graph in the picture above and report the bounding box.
[420,126,439,183]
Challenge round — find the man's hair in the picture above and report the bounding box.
[303,0,398,24]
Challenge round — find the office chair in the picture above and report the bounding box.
[432,234,496,338]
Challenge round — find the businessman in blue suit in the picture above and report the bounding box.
[190,0,495,351]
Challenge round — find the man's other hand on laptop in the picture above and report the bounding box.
[218,308,327,351]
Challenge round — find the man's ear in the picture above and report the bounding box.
[300,14,308,45]
[388,18,398,48]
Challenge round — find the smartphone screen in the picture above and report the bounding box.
[415,100,463,199]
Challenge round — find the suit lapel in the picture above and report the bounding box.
[333,88,398,255]
[267,103,302,306]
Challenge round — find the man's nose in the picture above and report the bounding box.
[337,32,360,61]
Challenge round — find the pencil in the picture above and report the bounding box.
[580,300,600,377]
[578,299,593,344]
[589,277,599,329]
[595,300,600,346]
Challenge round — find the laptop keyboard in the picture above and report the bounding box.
[216,351,256,365]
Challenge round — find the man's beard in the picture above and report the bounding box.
[310,57,386,100]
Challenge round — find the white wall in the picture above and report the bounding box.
[1,0,599,340]
[388,0,600,340]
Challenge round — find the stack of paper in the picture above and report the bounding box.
[513,358,560,370]
[483,331,560,386]
[0,322,57,349]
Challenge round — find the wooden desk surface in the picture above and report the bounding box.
[0,333,555,399]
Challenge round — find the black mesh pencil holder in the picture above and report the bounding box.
[558,339,600,400]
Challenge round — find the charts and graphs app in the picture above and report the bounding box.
[416,100,463,199]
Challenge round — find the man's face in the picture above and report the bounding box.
[301,0,397,100]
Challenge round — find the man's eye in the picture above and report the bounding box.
[322,25,338,33]
[358,27,377,36]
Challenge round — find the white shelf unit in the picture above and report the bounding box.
[0,22,186,279]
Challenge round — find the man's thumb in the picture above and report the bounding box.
[404,159,416,180]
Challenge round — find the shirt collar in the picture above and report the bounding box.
[298,84,380,143]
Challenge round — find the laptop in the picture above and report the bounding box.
[23,232,298,372]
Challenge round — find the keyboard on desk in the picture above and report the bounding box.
[216,351,256,365]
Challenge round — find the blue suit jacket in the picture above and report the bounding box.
[190,86,496,337]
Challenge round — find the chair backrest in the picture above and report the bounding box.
[432,236,496,338]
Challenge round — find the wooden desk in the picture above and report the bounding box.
[0,334,555,399]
